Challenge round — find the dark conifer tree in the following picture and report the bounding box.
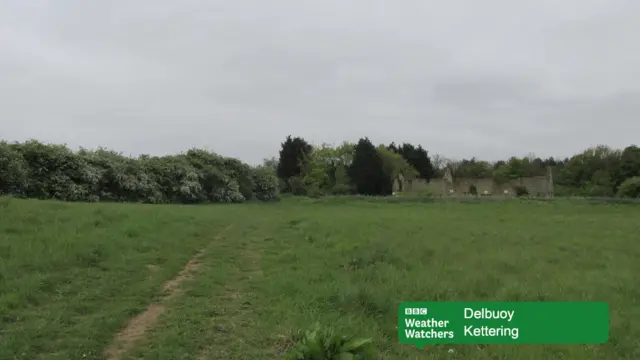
[393,143,435,180]
[276,135,313,190]
[349,138,388,195]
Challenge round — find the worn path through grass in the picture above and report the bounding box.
[103,225,233,360]
[0,198,237,359]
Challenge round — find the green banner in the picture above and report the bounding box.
[398,302,609,346]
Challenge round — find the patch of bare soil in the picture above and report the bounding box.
[162,249,205,298]
[104,226,231,360]
[103,304,166,360]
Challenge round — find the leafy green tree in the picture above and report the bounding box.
[262,157,278,172]
[555,145,622,195]
[616,145,640,188]
[455,157,492,178]
[617,176,640,198]
[430,153,448,178]
[300,148,332,193]
[377,146,418,192]
[296,142,356,195]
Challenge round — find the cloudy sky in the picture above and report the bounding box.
[1,0,639,165]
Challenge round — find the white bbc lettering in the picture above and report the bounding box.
[405,308,428,315]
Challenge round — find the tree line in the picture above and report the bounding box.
[273,136,640,198]
[272,136,433,196]
[1,137,639,203]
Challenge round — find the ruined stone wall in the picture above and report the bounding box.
[404,178,443,194]
[402,173,553,197]
[518,176,552,196]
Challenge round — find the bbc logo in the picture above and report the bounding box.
[405,307,428,315]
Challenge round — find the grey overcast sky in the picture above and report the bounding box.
[1,0,639,165]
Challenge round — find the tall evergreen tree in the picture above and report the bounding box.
[349,138,389,195]
[276,135,313,188]
[390,143,435,180]
[387,142,399,153]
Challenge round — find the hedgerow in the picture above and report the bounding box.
[0,140,278,204]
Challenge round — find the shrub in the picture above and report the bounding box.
[0,195,14,208]
[251,166,279,201]
[617,177,640,198]
[221,158,255,200]
[184,149,252,202]
[584,184,615,197]
[15,140,93,200]
[415,189,434,197]
[513,185,529,197]
[0,141,28,196]
[468,184,477,196]
[0,139,277,204]
[283,323,374,360]
[94,155,165,203]
[288,176,307,196]
[330,183,353,195]
[306,184,324,198]
[211,179,245,203]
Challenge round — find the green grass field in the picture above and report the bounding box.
[1,196,639,359]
